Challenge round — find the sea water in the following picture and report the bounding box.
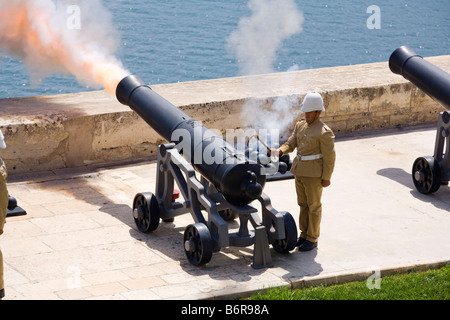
[0,0,448,98]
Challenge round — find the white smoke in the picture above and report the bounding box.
[227,0,304,76]
[0,0,128,93]
[227,0,304,141]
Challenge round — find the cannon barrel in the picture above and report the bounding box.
[389,46,450,110]
[116,75,265,206]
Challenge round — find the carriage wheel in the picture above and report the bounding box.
[184,223,213,266]
[132,192,160,233]
[218,208,239,221]
[412,156,441,194]
[272,212,298,253]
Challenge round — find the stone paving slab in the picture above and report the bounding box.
[1,125,449,300]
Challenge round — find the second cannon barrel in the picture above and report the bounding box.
[389,46,450,110]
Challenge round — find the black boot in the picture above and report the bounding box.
[0,288,5,299]
[298,240,318,252]
[296,237,306,247]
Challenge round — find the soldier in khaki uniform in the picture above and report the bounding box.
[272,92,335,251]
[0,129,8,299]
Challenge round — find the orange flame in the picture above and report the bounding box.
[0,2,128,95]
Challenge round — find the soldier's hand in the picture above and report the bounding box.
[269,148,280,157]
[322,180,331,187]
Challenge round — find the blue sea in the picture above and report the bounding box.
[0,0,449,98]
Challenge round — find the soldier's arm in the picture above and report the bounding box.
[320,129,336,182]
[277,123,299,156]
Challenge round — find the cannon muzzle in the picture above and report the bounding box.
[116,75,265,206]
[389,46,450,110]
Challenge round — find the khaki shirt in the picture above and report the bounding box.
[279,119,336,180]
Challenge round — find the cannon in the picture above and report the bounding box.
[389,46,450,193]
[116,75,298,268]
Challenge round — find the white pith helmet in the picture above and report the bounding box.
[301,92,325,113]
[0,129,6,149]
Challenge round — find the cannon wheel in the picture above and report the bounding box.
[272,212,298,253]
[132,192,160,233]
[218,208,239,221]
[184,223,213,266]
[412,156,441,194]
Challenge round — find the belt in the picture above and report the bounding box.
[297,153,323,161]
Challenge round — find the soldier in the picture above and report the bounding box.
[0,129,7,299]
[271,92,336,251]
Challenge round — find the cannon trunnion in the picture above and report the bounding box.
[389,46,450,194]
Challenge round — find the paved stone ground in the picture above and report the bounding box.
[1,125,449,300]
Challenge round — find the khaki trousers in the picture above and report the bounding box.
[295,176,323,243]
[0,159,8,291]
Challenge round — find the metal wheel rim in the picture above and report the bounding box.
[134,195,150,231]
[218,208,238,221]
[412,157,441,194]
[272,212,298,253]
[133,193,160,233]
[184,224,213,266]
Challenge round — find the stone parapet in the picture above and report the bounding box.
[0,55,449,174]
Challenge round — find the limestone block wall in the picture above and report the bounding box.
[322,82,440,133]
[0,55,449,174]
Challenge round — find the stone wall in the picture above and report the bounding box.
[322,82,442,133]
[0,55,449,174]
